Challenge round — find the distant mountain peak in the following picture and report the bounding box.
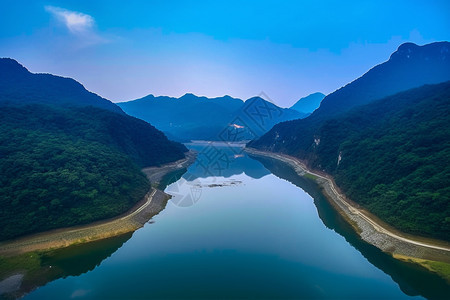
[0,58,124,114]
[179,93,209,102]
[0,58,30,76]
[243,96,283,108]
[309,92,326,97]
[119,93,302,142]
[290,92,325,114]
[181,92,196,97]
[0,57,23,66]
[246,96,264,101]
[389,41,449,61]
[389,42,419,60]
[398,42,419,51]
[249,40,450,164]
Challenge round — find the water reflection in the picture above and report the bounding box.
[186,144,271,179]
[164,144,270,208]
[0,233,132,299]
[252,154,450,299]
[17,146,449,299]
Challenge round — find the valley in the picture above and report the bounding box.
[5,144,449,300]
[0,23,449,299]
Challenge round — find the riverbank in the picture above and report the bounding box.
[244,148,450,281]
[0,151,197,257]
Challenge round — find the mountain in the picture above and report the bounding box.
[234,96,303,140]
[118,93,243,141]
[292,82,450,240]
[118,93,303,142]
[0,58,124,114]
[290,92,325,115]
[314,42,450,120]
[248,42,450,157]
[0,59,187,241]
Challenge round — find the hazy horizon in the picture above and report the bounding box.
[1,0,449,107]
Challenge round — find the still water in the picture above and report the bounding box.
[24,145,448,299]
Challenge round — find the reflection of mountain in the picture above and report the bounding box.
[2,233,132,299]
[184,144,270,180]
[251,155,450,300]
[41,233,133,277]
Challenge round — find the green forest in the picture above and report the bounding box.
[307,82,450,240]
[251,82,450,240]
[0,104,187,241]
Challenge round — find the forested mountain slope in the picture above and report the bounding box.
[0,58,124,114]
[252,82,450,240]
[249,42,450,156]
[0,60,187,241]
[119,93,303,141]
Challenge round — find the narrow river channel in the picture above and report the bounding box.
[24,144,449,299]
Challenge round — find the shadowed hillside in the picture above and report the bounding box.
[0,60,187,241]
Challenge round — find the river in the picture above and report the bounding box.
[22,144,449,299]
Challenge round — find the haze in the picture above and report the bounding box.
[0,0,449,107]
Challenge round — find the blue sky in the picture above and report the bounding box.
[0,0,449,106]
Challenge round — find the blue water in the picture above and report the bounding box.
[24,145,446,299]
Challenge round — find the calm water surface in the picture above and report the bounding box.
[24,145,448,299]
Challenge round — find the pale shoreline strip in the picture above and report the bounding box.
[0,151,197,256]
[244,148,450,263]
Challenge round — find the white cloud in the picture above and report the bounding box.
[45,6,94,34]
[44,5,111,48]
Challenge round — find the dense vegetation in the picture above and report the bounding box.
[315,83,450,240]
[0,58,188,241]
[118,93,303,142]
[0,104,187,241]
[253,82,450,240]
[0,106,140,240]
[248,42,450,240]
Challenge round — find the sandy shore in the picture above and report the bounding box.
[244,148,450,265]
[0,151,197,256]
